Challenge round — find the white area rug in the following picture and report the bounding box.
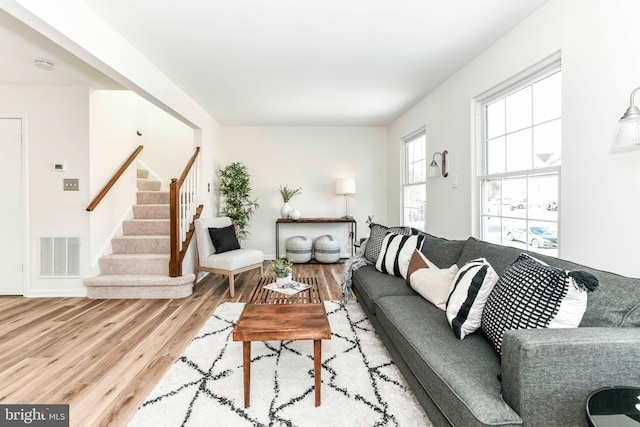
[129,301,431,426]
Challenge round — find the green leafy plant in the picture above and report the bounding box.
[270,258,293,278]
[218,162,259,241]
[279,185,302,203]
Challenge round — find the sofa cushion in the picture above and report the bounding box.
[375,296,522,427]
[420,233,467,268]
[446,258,499,339]
[351,265,417,315]
[481,253,596,355]
[364,223,411,264]
[375,233,425,279]
[459,237,640,328]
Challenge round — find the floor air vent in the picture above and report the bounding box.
[40,237,81,277]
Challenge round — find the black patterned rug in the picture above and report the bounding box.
[129,301,430,426]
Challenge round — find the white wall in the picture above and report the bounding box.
[219,127,387,258]
[0,85,91,296]
[88,90,138,273]
[388,0,640,277]
[137,97,194,187]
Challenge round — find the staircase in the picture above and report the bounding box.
[84,168,195,299]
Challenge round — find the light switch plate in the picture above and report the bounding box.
[63,178,79,191]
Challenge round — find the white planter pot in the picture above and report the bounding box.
[276,274,292,286]
[290,208,301,220]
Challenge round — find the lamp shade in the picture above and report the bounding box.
[613,87,640,149]
[427,160,440,178]
[336,178,356,195]
[613,109,640,149]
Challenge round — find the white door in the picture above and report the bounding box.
[0,118,24,295]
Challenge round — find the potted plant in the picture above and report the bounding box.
[270,257,293,285]
[279,185,302,219]
[218,162,260,241]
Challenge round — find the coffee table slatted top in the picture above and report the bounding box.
[248,275,323,305]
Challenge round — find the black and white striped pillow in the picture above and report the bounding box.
[375,233,425,279]
[445,258,499,339]
[364,223,411,264]
[481,253,598,355]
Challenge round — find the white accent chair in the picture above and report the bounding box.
[194,217,264,297]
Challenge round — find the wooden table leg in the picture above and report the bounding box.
[243,341,251,408]
[314,339,321,406]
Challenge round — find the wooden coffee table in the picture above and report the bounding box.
[232,276,331,408]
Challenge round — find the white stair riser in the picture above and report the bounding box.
[137,179,162,191]
[99,256,169,275]
[111,237,170,254]
[133,205,170,219]
[137,191,169,204]
[123,220,169,235]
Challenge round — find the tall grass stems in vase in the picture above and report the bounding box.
[279,185,302,219]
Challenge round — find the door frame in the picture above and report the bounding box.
[1,113,28,296]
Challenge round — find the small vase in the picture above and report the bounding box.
[276,273,292,286]
[290,208,301,220]
[280,202,292,219]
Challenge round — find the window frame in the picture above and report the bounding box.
[401,126,427,230]
[475,52,562,254]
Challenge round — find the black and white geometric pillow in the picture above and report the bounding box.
[481,253,599,355]
[445,258,499,339]
[364,223,411,264]
[375,233,425,279]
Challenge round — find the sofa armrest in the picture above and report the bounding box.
[501,327,640,427]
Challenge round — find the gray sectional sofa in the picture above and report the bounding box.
[351,234,640,427]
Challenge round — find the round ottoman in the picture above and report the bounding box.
[314,235,341,263]
[286,236,313,263]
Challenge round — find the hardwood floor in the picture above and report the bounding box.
[0,262,345,427]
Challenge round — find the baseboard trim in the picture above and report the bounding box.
[24,288,87,298]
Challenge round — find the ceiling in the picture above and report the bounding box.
[1,1,548,126]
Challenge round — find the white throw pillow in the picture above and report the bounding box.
[446,258,499,340]
[375,233,425,279]
[409,259,459,310]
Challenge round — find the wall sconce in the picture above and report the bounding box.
[336,178,356,218]
[612,87,640,149]
[428,150,448,178]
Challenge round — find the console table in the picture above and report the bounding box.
[275,217,357,259]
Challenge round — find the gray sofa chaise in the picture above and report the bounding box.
[351,234,640,427]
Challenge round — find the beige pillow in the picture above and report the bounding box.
[407,251,458,310]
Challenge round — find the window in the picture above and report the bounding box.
[478,58,561,256]
[402,127,426,230]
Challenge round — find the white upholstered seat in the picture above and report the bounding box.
[194,216,263,297]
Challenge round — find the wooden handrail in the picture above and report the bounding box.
[177,147,200,186]
[86,145,144,211]
[169,147,202,277]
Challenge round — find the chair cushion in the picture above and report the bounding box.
[195,217,233,264]
[202,248,264,271]
[208,225,240,253]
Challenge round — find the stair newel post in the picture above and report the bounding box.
[169,178,181,277]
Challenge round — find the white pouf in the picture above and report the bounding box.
[286,236,313,263]
[314,235,341,263]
